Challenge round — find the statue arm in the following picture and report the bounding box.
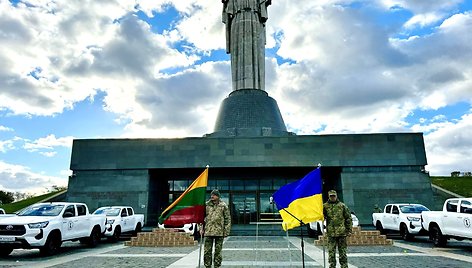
[259,0,270,23]
[222,0,231,54]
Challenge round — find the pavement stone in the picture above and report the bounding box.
[348,255,470,268]
[1,235,472,267]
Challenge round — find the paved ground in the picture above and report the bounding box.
[1,235,472,267]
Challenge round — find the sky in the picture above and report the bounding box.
[0,0,471,195]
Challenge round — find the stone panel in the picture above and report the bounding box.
[67,169,149,221]
[340,169,433,224]
[70,133,427,171]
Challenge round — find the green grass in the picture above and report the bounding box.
[0,191,64,214]
[431,176,472,198]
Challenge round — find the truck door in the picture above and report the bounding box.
[120,208,129,232]
[75,204,90,238]
[458,200,472,238]
[62,205,78,240]
[444,199,460,236]
[384,205,393,229]
[391,205,400,231]
[126,208,136,232]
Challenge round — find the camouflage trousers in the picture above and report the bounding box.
[204,236,224,268]
[327,236,348,268]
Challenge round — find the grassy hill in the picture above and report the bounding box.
[431,176,472,198]
[0,190,65,213]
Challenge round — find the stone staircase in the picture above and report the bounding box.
[125,228,198,247]
[315,226,393,246]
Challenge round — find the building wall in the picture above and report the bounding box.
[67,169,150,221]
[67,133,432,226]
[70,133,427,169]
[340,167,433,224]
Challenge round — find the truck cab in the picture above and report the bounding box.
[372,203,429,240]
[421,198,472,246]
[0,202,106,257]
[93,206,144,242]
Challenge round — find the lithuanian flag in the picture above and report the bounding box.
[158,168,208,225]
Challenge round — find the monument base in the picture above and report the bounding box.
[209,89,292,137]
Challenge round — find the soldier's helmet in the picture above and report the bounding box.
[211,189,220,197]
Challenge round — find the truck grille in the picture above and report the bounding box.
[0,225,26,236]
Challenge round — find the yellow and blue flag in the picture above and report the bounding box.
[272,168,324,231]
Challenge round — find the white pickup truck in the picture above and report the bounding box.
[0,202,106,257]
[93,206,144,242]
[421,198,472,247]
[372,203,430,240]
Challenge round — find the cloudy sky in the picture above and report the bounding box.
[0,0,471,195]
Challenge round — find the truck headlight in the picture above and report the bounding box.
[407,217,420,222]
[28,221,49,229]
[106,219,115,224]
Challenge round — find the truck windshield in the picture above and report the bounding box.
[93,208,120,216]
[399,205,429,213]
[17,204,65,216]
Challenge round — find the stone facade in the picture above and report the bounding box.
[67,133,433,226]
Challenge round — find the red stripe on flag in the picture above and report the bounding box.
[162,205,205,226]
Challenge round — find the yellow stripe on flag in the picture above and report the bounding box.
[279,194,324,231]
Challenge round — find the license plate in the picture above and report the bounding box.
[0,236,15,242]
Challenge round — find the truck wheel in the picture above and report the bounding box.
[400,224,413,241]
[88,227,101,248]
[307,225,317,238]
[431,225,447,247]
[376,221,385,234]
[108,226,121,243]
[193,224,201,241]
[0,247,13,257]
[40,233,62,256]
[133,223,142,236]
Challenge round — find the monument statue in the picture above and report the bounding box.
[222,0,272,91]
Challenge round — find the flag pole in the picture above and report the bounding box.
[198,231,204,268]
[198,164,210,268]
[317,163,326,268]
[282,208,306,268]
[322,227,326,268]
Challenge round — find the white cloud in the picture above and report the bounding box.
[404,12,443,29]
[39,151,57,157]
[23,134,73,152]
[378,0,463,13]
[0,140,15,153]
[423,112,472,175]
[0,160,66,195]
[0,125,13,132]
[0,0,196,121]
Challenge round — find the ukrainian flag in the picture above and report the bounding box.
[272,168,324,231]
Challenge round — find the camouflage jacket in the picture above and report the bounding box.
[204,199,231,237]
[323,200,352,237]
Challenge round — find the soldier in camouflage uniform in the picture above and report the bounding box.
[323,190,352,268]
[201,189,231,268]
